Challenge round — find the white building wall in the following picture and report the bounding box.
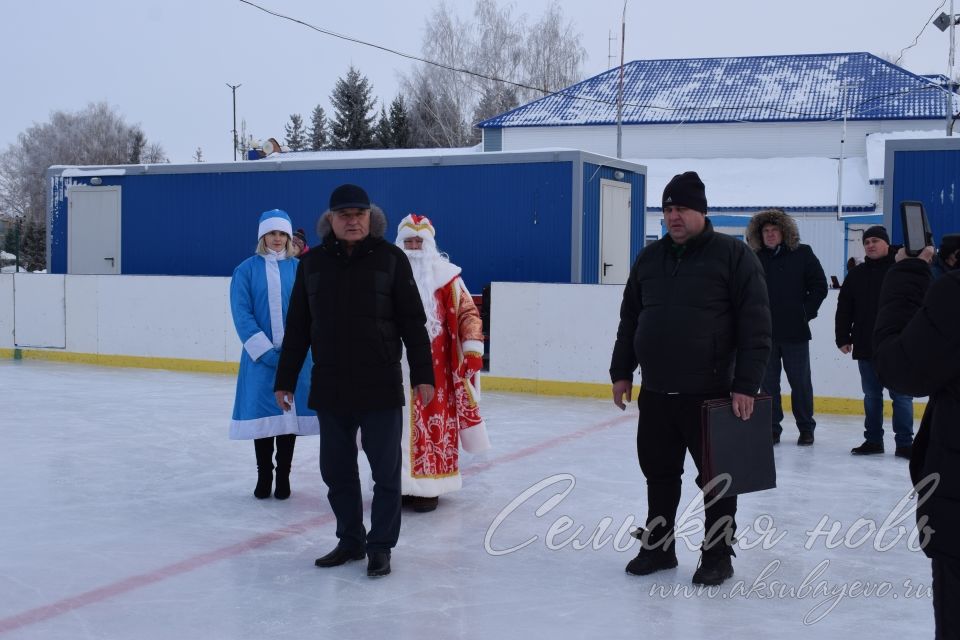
[500,119,941,159]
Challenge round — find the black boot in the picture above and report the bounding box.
[253,437,274,499]
[367,551,391,577]
[274,434,296,500]
[626,528,678,576]
[692,545,735,586]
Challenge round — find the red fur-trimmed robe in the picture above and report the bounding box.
[401,262,489,497]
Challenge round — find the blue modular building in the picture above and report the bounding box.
[883,137,960,245]
[47,149,646,291]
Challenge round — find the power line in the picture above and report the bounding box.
[895,0,948,66]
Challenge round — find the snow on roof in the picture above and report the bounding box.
[480,52,950,128]
[255,146,483,162]
[638,157,873,210]
[865,129,950,182]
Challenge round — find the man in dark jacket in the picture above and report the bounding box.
[930,233,959,280]
[835,225,914,457]
[610,171,771,586]
[873,246,960,639]
[746,209,827,446]
[275,184,435,578]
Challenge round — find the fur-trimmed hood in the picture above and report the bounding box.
[316,204,387,241]
[746,209,800,251]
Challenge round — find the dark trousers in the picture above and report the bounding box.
[933,556,960,639]
[857,359,914,447]
[761,340,815,435]
[637,390,738,552]
[316,408,402,553]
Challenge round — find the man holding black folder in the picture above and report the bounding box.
[610,171,771,586]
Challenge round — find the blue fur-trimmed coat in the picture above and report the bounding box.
[229,253,317,439]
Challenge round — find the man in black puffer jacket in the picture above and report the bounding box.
[873,246,960,640]
[275,184,434,578]
[746,209,827,446]
[835,225,914,457]
[610,171,771,587]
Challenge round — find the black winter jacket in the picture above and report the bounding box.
[610,219,771,395]
[874,263,960,561]
[834,253,895,360]
[275,233,434,412]
[757,244,827,342]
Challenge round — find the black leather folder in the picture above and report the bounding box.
[701,396,776,498]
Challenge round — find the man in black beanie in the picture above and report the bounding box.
[275,183,435,578]
[931,233,960,279]
[835,225,914,457]
[610,171,771,586]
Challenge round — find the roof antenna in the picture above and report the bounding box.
[616,1,627,159]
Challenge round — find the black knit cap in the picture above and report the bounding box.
[329,184,370,211]
[662,171,707,214]
[862,225,890,245]
[939,233,960,255]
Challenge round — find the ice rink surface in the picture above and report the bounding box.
[0,360,934,639]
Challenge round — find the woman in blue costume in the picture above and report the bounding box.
[230,209,317,499]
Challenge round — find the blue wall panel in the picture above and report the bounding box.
[580,163,645,283]
[890,149,960,246]
[52,162,574,292]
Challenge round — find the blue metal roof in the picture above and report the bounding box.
[478,52,950,128]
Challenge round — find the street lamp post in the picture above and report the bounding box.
[226,83,242,160]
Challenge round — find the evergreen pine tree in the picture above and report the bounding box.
[284,114,307,151]
[21,217,45,271]
[374,106,392,148]
[308,105,329,151]
[3,222,18,256]
[388,95,411,148]
[329,66,377,150]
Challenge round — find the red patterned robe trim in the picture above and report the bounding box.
[401,269,489,497]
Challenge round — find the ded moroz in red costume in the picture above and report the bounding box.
[395,214,490,501]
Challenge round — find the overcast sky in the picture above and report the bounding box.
[3,0,956,163]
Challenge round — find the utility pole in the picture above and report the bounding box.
[836,83,852,220]
[949,0,955,136]
[226,83,242,160]
[14,216,21,273]
[616,1,627,159]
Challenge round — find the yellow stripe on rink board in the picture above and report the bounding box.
[4,348,238,375]
[1,351,927,418]
[481,375,927,418]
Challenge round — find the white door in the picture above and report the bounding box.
[599,179,631,284]
[68,186,121,274]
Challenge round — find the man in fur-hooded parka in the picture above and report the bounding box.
[746,209,828,443]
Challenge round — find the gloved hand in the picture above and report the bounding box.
[457,352,483,379]
[259,348,280,368]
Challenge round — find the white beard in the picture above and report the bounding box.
[404,247,445,340]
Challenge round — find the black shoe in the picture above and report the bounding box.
[274,469,290,500]
[367,551,391,577]
[411,496,439,513]
[625,549,678,576]
[691,547,735,586]
[314,545,366,568]
[797,432,814,446]
[254,470,272,499]
[895,445,912,459]
[772,432,781,445]
[851,441,884,455]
